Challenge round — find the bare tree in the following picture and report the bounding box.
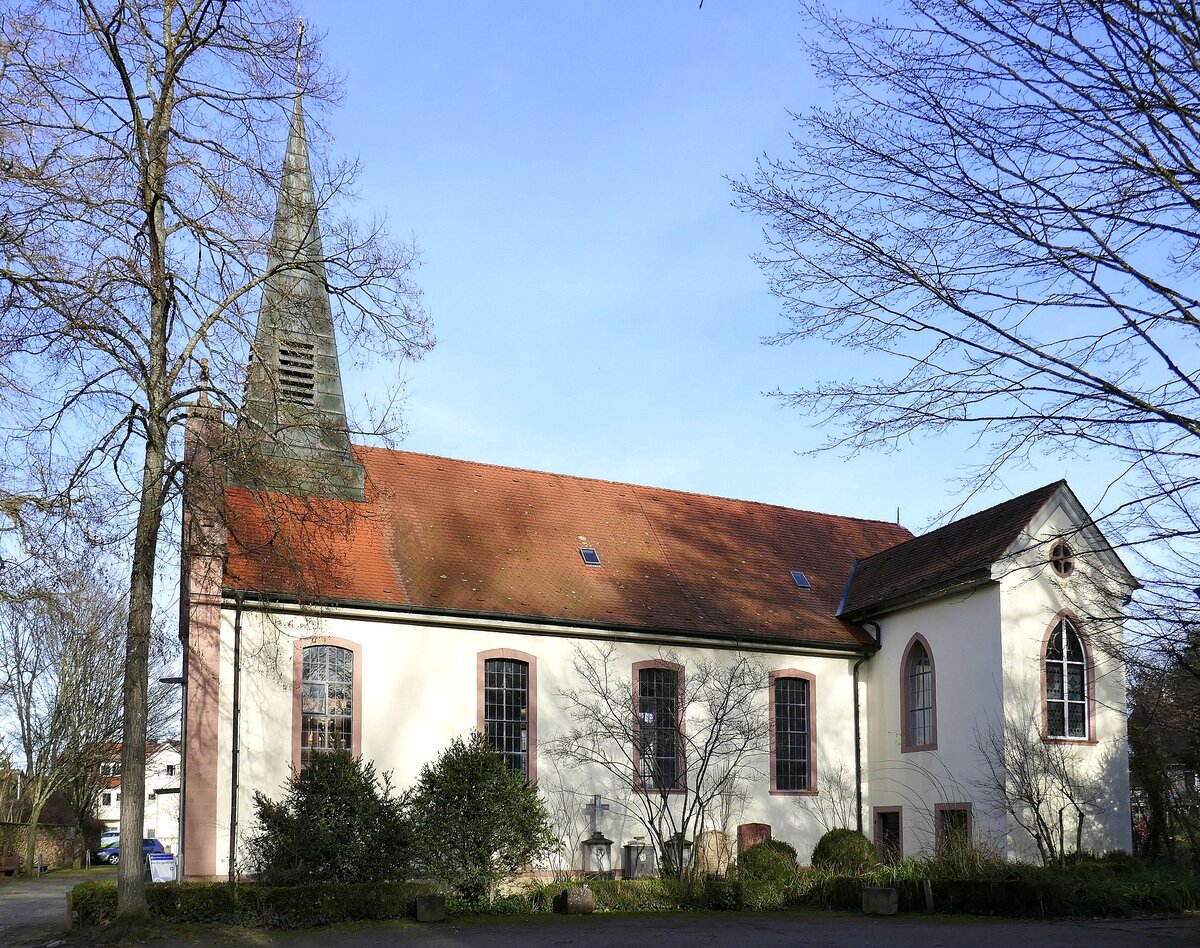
[0,0,431,913]
[796,760,857,834]
[731,0,1200,642]
[548,644,766,877]
[974,711,1108,866]
[1127,642,1200,860]
[0,560,128,874]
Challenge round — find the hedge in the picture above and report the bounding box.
[795,872,1200,918]
[71,879,444,929]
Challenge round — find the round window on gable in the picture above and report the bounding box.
[1050,540,1075,578]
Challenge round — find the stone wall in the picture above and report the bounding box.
[0,821,79,871]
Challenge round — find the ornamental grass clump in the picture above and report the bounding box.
[810,828,877,873]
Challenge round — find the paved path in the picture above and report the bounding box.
[42,909,1200,948]
[0,869,113,946]
[254,912,1200,948]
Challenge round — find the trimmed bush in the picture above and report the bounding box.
[71,879,444,929]
[738,839,799,883]
[249,751,410,886]
[811,828,877,873]
[409,733,557,901]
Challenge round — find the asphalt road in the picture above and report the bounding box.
[242,912,1200,948]
[0,868,113,946]
[3,876,1200,948]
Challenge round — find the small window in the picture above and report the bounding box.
[790,571,811,589]
[936,804,972,853]
[101,792,112,808]
[874,808,902,864]
[1050,540,1075,577]
[580,547,602,567]
[165,764,176,778]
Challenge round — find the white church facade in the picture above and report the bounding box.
[178,95,1136,881]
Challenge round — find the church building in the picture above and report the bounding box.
[178,94,1136,880]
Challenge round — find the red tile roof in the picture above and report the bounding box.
[840,481,1065,618]
[224,447,913,650]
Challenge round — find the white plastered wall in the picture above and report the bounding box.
[863,586,1005,858]
[208,607,867,876]
[863,493,1133,862]
[995,499,1133,860]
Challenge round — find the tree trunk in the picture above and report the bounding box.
[23,795,46,877]
[116,422,168,916]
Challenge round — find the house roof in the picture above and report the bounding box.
[839,480,1067,619]
[224,447,913,650]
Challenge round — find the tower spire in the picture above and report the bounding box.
[236,80,365,501]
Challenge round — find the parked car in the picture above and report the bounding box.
[93,838,165,865]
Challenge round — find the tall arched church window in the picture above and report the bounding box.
[1046,617,1088,739]
[300,644,354,767]
[484,657,530,778]
[901,635,937,752]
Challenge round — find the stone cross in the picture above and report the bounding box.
[583,794,609,835]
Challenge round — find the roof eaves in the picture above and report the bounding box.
[840,567,995,622]
[224,587,878,655]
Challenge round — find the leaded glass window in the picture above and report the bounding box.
[300,644,353,767]
[1046,618,1087,738]
[638,667,681,790]
[907,642,934,747]
[484,658,529,778]
[774,677,810,791]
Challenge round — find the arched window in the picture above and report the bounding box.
[478,649,538,781]
[901,635,937,752]
[769,669,816,794]
[633,660,685,792]
[1046,617,1088,739]
[298,643,355,768]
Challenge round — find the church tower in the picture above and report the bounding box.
[236,91,365,501]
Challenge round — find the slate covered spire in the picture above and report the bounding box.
[237,90,365,500]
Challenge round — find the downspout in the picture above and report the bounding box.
[854,620,882,837]
[228,591,244,884]
[852,656,866,835]
[177,668,187,885]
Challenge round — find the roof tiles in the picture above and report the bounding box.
[224,447,913,650]
[840,481,1064,617]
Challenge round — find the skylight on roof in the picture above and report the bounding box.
[790,570,811,589]
[580,547,602,567]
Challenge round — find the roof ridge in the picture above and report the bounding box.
[894,480,1066,550]
[353,443,913,532]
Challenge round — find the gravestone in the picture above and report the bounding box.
[737,822,771,853]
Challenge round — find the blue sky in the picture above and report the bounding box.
[299,0,1112,532]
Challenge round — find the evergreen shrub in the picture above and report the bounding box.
[248,751,410,885]
[408,732,557,901]
[738,838,799,883]
[810,828,877,873]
